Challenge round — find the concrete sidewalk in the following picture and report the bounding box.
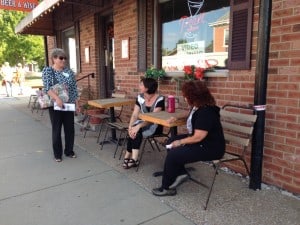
[1,96,299,225]
[0,97,195,225]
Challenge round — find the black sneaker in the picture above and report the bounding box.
[152,187,177,196]
[169,174,189,189]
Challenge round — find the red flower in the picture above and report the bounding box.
[194,67,204,80]
[183,65,193,75]
[183,65,205,80]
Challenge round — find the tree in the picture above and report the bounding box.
[0,10,44,70]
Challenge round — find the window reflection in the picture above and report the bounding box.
[160,0,230,72]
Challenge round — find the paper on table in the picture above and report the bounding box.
[166,144,173,149]
[54,102,75,111]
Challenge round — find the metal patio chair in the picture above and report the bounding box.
[100,93,129,157]
[189,104,257,209]
[83,93,124,142]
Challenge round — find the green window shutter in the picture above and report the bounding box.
[228,0,254,70]
[137,0,147,72]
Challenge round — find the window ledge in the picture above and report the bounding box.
[165,70,229,78]
[165,71,184,78]
[204,69,229,78]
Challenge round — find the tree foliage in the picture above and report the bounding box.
[0,10,44,70]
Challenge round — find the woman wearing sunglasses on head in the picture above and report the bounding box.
[42,48,79,162]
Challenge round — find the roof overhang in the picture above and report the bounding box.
[15,0,65,35]
[15,0,114,36]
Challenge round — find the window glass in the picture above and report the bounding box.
[62,27,79,73]
[160,0,230,72]
[224,28,229,47]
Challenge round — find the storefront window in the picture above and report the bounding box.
[62,27,79,73]
[160,0,230,72]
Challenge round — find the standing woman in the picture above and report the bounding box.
[42,48,79,162]
[123,77,165,169]
[152,80,225,196]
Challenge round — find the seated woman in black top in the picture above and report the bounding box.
[123,77,165,169]
[152,80,225,196]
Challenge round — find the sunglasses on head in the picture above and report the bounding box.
[58,56,67,60]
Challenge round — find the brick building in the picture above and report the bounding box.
[16,0,300,194]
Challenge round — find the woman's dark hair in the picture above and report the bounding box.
[141,77,158,94]
[181,80,216,107]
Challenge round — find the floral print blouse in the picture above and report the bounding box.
[42,66,78,103]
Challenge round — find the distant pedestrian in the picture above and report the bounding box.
[16,63,25,95]
[1,62,13,97]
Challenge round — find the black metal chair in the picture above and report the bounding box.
[82,112,110,141]
[134,95,176,171]
[83,93,124,142]
[103,121,129,158]
[189,104,257,210]
[134,131,170,172]
[99,93,129,157]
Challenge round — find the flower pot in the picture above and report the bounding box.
[85,108,105,124]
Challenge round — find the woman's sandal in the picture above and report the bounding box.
[122,158,130,168]
[123,159,139,169]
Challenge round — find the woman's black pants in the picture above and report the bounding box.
[162,134,217,189]
[48,107,75,159]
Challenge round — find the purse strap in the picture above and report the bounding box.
[51,67,58,86]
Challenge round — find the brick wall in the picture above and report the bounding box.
[77,14,98,103]
[113,0,142,120]
[206,0,300,193]
[46,37,55,65]
[261,0,300,193]
[113,0,300,194]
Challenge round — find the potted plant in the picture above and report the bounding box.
[145,66,166,92]
[145,65,166,80]
[79,103,104,124]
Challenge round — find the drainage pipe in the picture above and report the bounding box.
[250,0,272,190]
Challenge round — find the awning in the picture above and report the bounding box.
[15,0,64,35]
[15,0,113,36]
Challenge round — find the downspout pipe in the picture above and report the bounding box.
[250,0,272,190]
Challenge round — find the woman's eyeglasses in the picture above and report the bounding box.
[58,56,67,60]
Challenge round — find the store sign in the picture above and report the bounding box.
[177,41,205,55]
[0,0,38,12]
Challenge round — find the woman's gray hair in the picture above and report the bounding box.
[50,48,66,64]
[50,48,66,58]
